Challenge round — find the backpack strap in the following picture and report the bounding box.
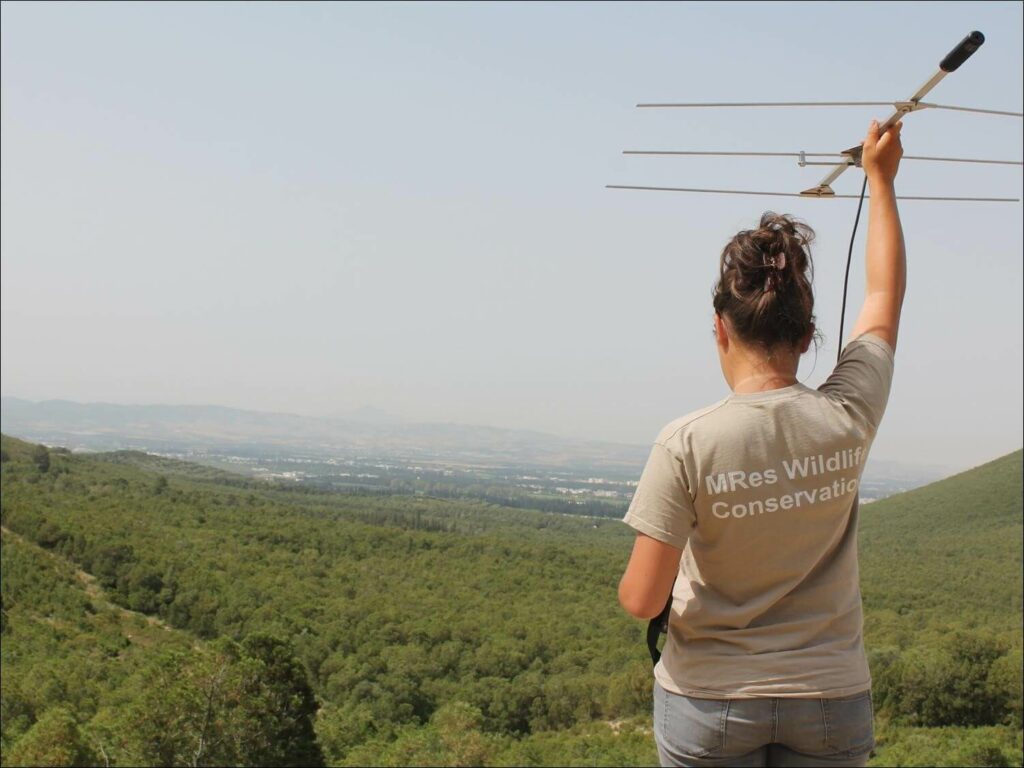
[646,590,673,666]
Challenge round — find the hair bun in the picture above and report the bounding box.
[712,212,817,349]
[759,211,795,232]
[757,212,814,247]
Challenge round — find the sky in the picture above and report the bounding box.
[2,1,1022,471]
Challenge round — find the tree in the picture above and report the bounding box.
[887,631,1007,727]
[36,521,69,550]
[986,649,1024,729]
[432,702,491,767]
[101,636,324,767]
[236,633,325,767]
[4,707,98,767]
[106,648,232,766]
[31,445,50,473]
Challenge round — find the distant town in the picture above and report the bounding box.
[155,447,920,517]
[158,449,640,518]
[1,396,953,517]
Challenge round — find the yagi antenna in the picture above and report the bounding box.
[608,32,1023,202]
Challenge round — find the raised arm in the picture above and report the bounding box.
[848,120,906,351]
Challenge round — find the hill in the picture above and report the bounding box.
[1,525,189,765]
[0,434,1020,766]
[858,451,1023,765]
[0,433,658,766]
[860,450,1023,631]
[1,526,326,767]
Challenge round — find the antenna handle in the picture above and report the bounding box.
[940,31,985,72]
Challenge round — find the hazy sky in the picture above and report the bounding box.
[2,1,1022,470]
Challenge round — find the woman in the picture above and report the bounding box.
[618,119,905,768]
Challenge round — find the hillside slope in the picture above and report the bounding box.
[1,526,195,764]
[1,435,1021,767]
[1,527,325,767]
[860,450,1023,632]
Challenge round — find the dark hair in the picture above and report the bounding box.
[712,212,817,350]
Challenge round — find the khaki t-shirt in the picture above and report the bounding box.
[623,333,895,699]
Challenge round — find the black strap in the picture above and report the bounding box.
[646,592,673,666]
[837,175,869,364]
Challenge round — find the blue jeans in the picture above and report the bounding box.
[654,681,874,767]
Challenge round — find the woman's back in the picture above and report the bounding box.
[626,335,894,698]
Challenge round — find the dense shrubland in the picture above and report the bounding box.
[0,434,1020,766]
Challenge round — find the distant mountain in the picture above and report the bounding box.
[0,396,647,472]
[342,405,408,425]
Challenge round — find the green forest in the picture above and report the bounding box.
[0,433,1021,767]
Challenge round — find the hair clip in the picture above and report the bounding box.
[763,253,786,291]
